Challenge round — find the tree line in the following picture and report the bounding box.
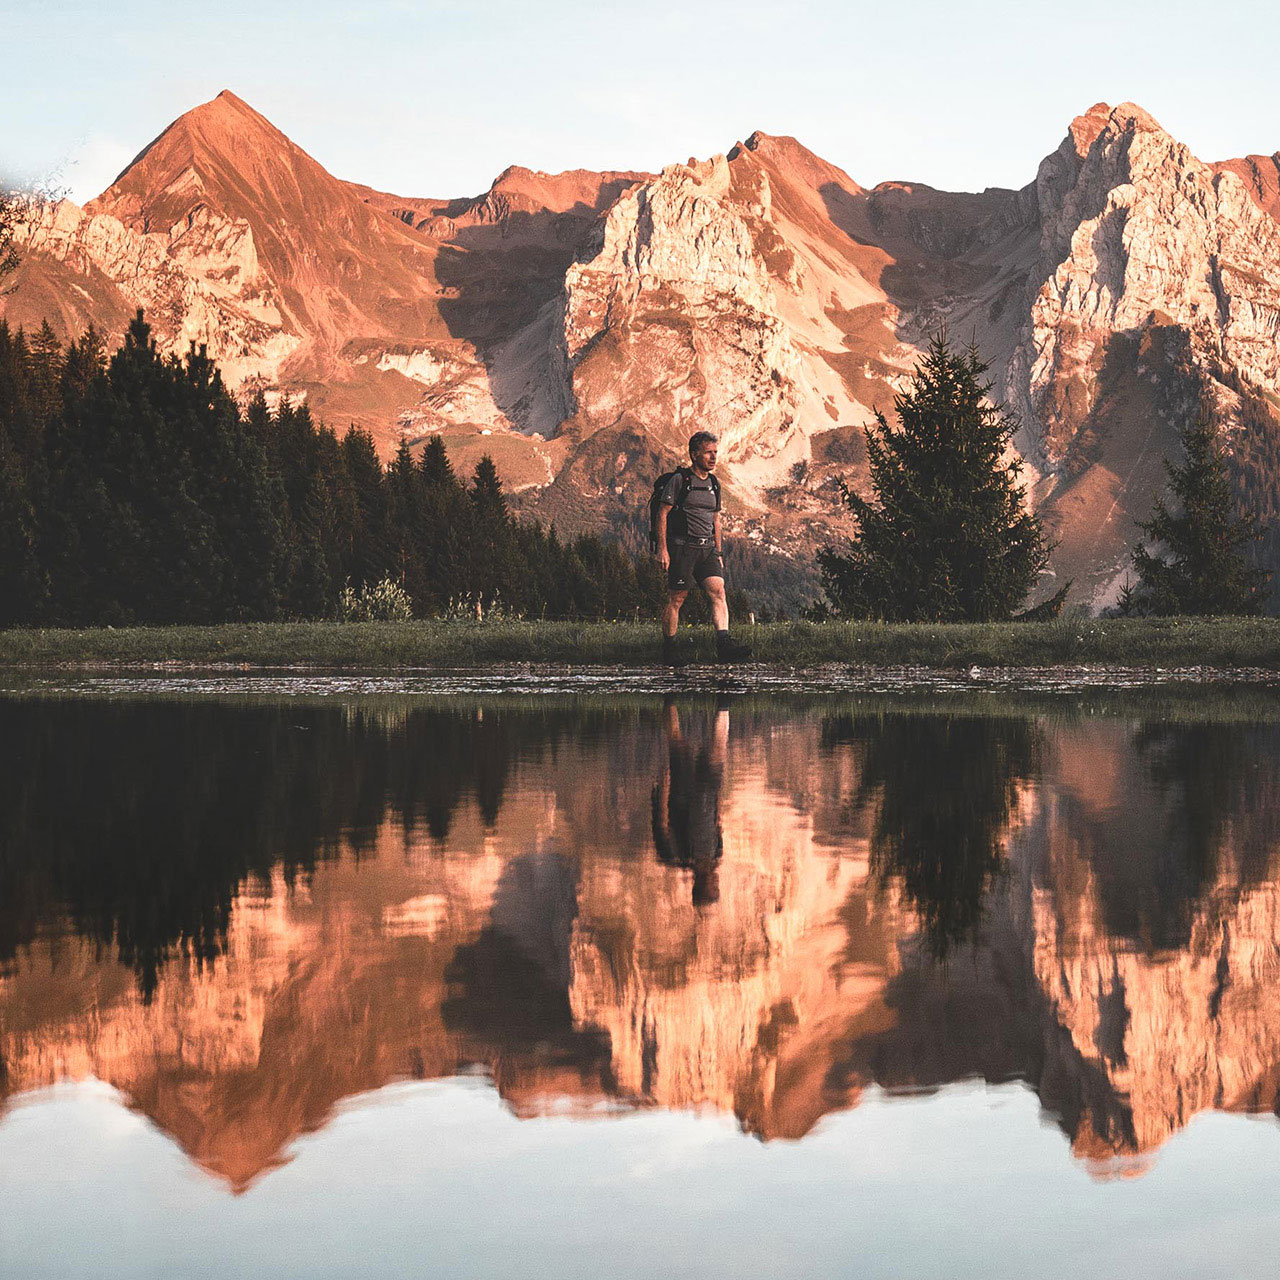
[0,311,677,627]
[1,310,1270,629]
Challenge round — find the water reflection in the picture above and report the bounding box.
[652,699,728,906]
[824,712,1039,957]
[2,693,1280,1191]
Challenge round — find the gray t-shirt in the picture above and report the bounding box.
[659,471,720,541]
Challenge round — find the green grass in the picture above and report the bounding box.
[3,616,1280,670]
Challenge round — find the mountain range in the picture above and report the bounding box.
[9,91,1280,609]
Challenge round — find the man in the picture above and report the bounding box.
[655,431,751,664]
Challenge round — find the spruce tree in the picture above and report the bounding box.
[1125,412,1269,616]
[341,426,392,592]
[468,455,516,610]
[818,334,1050,621]
[418,435,470,609]
[0,427,45,624]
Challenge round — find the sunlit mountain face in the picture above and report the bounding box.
[4,690,1280,1201]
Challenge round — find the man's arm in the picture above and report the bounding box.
[657,502,671,569]
[714,511,722,554]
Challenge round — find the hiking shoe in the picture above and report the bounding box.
[715,633,752,663]
[661,637,687,667]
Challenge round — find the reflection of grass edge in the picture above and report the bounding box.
[8,687,1280,725]
[2,616,1280,670]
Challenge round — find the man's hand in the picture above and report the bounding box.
[659,546,670,571]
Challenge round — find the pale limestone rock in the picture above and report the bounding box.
[1013,103,1280,464]
[560,156,806,476]
[17,198,299,387]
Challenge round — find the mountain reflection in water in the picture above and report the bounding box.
[2,693,1280,1189]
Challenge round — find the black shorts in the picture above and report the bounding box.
[667,540,724,590]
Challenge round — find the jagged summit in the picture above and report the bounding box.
[1107,100,1164,133]
[1214,152,1280,220]
[1067,101,1113,155]
[734,129,865,196]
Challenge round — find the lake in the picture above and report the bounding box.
[3,677,1280,1278]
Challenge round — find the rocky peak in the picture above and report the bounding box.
[1067,102,1114,157]
[13,92,1280,612]
[734,130,865,199]
[90,90,304,233]
[559,150,804,465]
[1004,99,1280,605]
[1213,152,1280,221]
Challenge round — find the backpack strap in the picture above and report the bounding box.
[673,468,718,513]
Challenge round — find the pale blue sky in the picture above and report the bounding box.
[5,1079,1280,1278]
[5,0,1280,204]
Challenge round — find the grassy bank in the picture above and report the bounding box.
[4,616,1280,670]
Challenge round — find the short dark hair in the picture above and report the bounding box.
[688,431,718,457]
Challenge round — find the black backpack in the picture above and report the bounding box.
[648,467,721,553]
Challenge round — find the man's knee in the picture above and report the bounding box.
[702,577,726,601]
[667,590,688,607]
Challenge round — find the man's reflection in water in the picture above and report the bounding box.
[652,699,727,907]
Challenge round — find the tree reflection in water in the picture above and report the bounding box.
[8,694,1280,1182]
[0,699,594,997]
[824,713,1040,958]
[1084,722,1280,953]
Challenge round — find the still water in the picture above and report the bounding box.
[4,683,1280,1278]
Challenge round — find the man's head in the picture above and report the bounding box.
[688,431,718,473]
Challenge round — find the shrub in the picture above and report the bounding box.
[337,576,414,623]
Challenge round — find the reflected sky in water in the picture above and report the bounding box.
[3,688,1280,1276]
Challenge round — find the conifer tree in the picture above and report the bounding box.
[341,426,392,592]
[28,321,62,438]
[418,435,471,609]
[468,455,516,609]
[0,425,45,624]
[0,325,34,462]
[419,434,455,488]
[819,334,1050,621]
[60,325,105,404]
[1124,412,1270,616]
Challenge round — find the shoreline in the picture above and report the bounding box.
[3,617,1280,673]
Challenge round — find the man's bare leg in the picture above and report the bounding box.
[662,590,688,664]
[663,589,687,638]
[702,576,751,662]
[702,577,729,631]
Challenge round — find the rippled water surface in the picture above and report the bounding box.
[4,681,1280,1278]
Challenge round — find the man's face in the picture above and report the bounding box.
[693,441,718,472]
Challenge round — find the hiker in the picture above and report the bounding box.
[651,699,728,906]
[652,431,751,665]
